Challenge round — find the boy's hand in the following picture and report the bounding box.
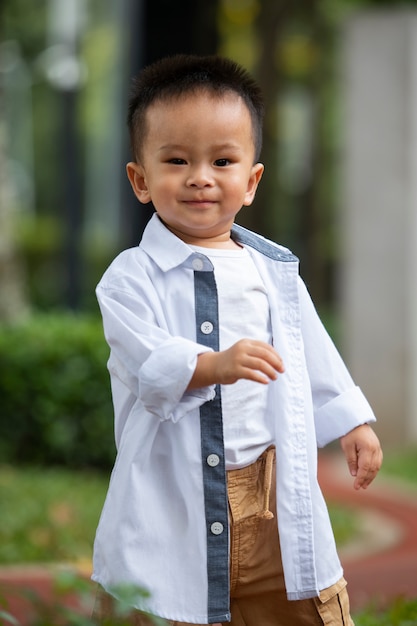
[212,339,285,385]
[189,339,284,389]
[340,424,383,490]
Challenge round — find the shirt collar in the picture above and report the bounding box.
[140,213,214,272]
[140,212,298,272]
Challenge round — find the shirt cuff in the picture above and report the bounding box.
[314,386,376,448]
[139,337,215,422]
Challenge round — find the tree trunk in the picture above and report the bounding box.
[0,103,29,322]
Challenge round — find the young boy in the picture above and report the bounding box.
[92,55,382,626]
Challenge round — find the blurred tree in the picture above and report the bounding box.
[0,6,29,322]
[1,0,219,310]
[249,0,417,306]
[2,0,417,314]
[222,0,356,306]
[0,104,29,322]
[221,0,330,304]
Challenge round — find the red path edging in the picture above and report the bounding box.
[0,563,94,624]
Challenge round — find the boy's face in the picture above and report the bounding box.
[127,92,264,246]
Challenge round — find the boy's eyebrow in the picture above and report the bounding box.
[158,144,186,152]
[158,142,244,153]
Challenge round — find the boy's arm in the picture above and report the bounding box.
[188,339,285,389]
[340,423,383,490]
[296,277,382,487]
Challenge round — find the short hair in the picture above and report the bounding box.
[127,54,264,163]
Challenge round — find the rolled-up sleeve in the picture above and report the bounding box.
[139,337,215,421]
[314,386,376,447]
[97,270,215,423]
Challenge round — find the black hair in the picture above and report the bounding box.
[127,54,264,162]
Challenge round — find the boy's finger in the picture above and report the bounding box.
[353,448,379,489]
[249,356,283,380]
[342,443,359,478]
[254,345,285,373]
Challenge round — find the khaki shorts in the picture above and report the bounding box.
[93,447,354,626]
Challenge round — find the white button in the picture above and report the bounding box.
[192,257,204,271]
[201,321,213,334]
[210,522,224,535]
[207,454,220,467]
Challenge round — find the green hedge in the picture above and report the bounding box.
[0,314,116,469]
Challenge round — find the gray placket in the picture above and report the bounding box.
[194,268,230,624]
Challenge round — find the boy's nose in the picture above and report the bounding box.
[186,165,214,188]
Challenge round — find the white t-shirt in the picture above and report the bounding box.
[190,245,274,469]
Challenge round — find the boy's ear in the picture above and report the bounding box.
[126,162,152,204]
[243,162,264,206]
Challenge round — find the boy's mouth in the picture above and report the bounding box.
[183,198,217,207]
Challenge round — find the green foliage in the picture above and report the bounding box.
[16,216,64,310]
[14,215,117,311]
[0,465,108,564]
[0,314,115,469]
[327,502,359,546]
[347,0,417,5]
[354,597,417,625]
[380,448,417,486]
[0,572,164,625]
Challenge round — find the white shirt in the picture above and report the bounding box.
[92,213,376,623]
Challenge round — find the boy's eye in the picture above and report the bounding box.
[168,158,186,165]
[214,158,230,167]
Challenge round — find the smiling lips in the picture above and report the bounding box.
[182,198,216,206]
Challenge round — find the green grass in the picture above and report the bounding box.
[354,597,417,625]
[380,447,417,486]
[328,502,359,546]
[0,465,108,564]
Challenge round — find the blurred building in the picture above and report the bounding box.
[340,9,417,446]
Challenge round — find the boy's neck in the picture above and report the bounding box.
[163,221,241,249]
[189,238,242,250]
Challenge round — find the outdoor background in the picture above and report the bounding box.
[1,0,370,471]
[1,1,417,623]
[1,0,387,317]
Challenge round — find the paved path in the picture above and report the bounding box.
[318,452,417,612]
